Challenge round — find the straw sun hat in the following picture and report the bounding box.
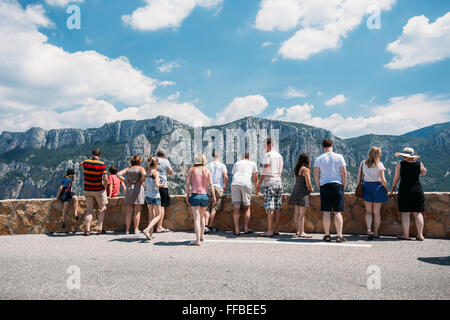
[395,147,421,159]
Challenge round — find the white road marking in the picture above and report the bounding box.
[192,239,372,248]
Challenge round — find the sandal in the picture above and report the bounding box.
[397,235,411,240]
[323,235,331,242]
[189,241,200,246]
[244,229,253,234]
[84,231,90,237]
[258,233,274,238]
[416,236,425,241]
[298,234,312,238]
[156,228,170,233]
[234,231,240,236]
[273,232,280,236]
[143,229,152,241]
[336,236,347,243]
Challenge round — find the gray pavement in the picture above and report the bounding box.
[0,231,449,300]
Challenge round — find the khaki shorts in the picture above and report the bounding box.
[231,185,252,207]
[208,185,224,212]
[84,190,108,211]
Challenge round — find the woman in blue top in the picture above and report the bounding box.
[55,168,79,230]
[143,157,164,241]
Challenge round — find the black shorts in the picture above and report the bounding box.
[320,183,345,212]
[159,188,171,207]
[60,192,76,203]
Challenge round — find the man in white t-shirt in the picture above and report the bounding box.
[256,138,284,237]
[231,152,258,236]
[156,150,173,233]
[313,138,347,243]
[205,151,228,233]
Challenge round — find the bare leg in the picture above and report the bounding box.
[364,201,373,234]
[294,206,300,235]
[72,196,79,219]
[200,206,207,241]
[156,206,166,232]
[203,210,210,229]
[191,206,201,245]
[273,209,280,234]
[334,212,343,237]
[232,205,241,235]
[208,209,217,227]
[267,210,274,235]
[413,212,424,240]
[84,198,94,232]
[297,207,308,236]
[97,205,107,233]
[243,206,251,233]
[323,211,331,236]
[373,203,382,236]
[144,205,161,239]
[61,202,69,223]
[125,205,133,233]
[401,212,411,238]
[134,205,141,233]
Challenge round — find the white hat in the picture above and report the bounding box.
[395,147,420,159]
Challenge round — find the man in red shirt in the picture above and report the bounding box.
[81,149,108,236]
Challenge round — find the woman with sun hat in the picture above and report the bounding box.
[390,147,427,241]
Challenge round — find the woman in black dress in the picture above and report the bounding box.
[289,153,314,238]
[390,148,427,241]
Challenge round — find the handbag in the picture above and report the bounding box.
[355,161,364,198]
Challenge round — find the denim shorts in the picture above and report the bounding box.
[145,197,161,205]
[362,182,388,203]
[189,193,209,207]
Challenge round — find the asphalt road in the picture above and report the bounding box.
[0,231,449,300]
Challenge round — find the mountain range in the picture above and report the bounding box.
[0,116,448,199]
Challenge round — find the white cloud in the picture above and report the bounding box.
[45,0,83,7]
[270,94,450,138]
[215,95,268,124]
[122,0,223,31]
[325,94,348,106]
[255,0,396,60]
[155,59,180,73]
[317,91,323,96]
[284,86,307,99]
[385,12,450,69]
[261,41,273,47]
[204,69,212,77]
[0,0,212,131]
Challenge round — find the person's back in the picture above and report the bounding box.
[315,151,346,186]
[126,167,143,185]
[262,150,283,186]
[145,169,161,199]
[207,160,227,188]
[82,158,107,191]
[191,167,209,194]
[400,160,421,189]
[108,174,121,197]
[157,157,172,187]
[232,159,257,188]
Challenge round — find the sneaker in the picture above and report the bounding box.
[204,227,210,234]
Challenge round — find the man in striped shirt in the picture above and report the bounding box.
[81,149,108,236]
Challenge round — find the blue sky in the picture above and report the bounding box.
[1,0,450,137]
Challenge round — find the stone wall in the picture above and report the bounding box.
[0,193,449,238]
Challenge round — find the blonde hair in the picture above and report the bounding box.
[147,157,158,168]
[193,153,206,166]
[365,147,381,168]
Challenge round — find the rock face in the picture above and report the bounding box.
[0,117,448,200]
[0,193,448,238]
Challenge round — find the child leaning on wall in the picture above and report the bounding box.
[55,168,79,230]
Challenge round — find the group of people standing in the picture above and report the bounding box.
[56,138,428,244]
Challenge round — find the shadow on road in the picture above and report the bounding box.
[417,256,450,266]
[153,240,192,246]
[108,237,147,244]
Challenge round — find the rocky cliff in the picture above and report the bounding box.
[0,117,448,199]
